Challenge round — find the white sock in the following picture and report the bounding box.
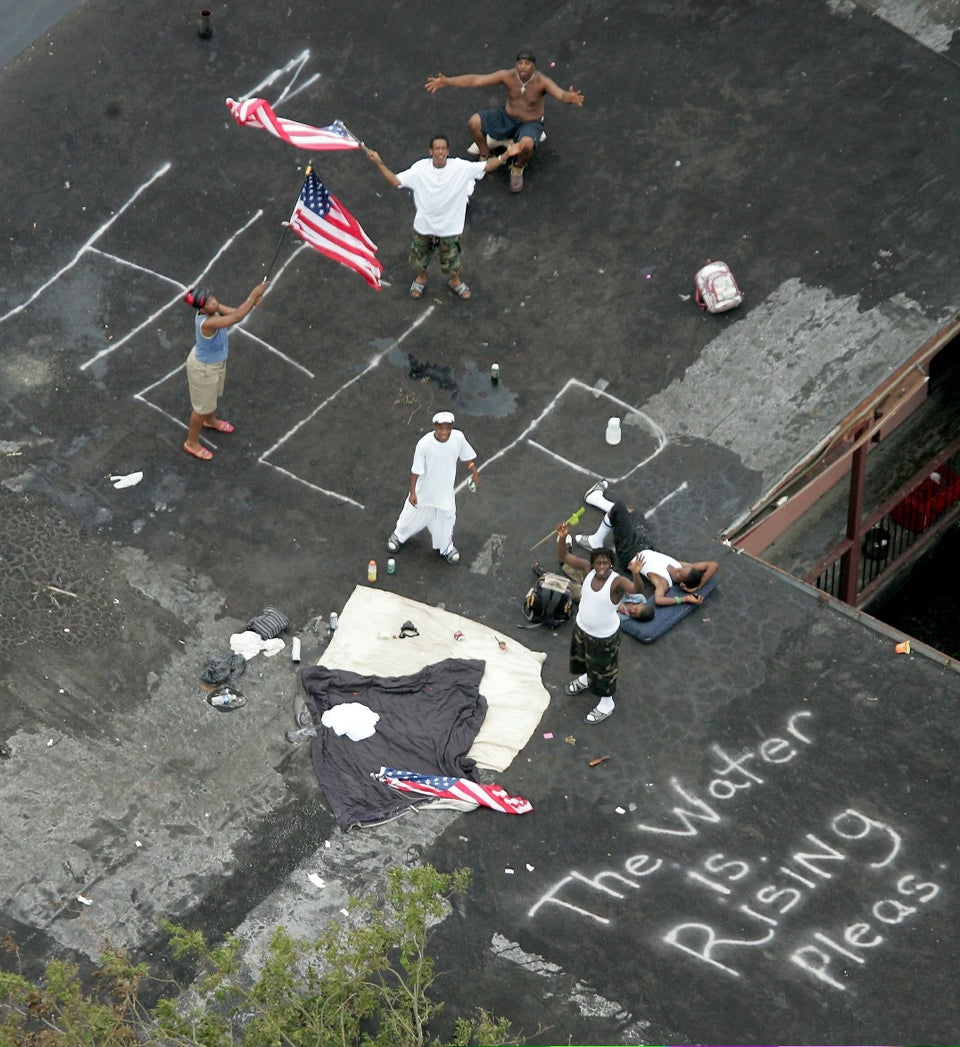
[576,673,588,687]
[586,490,615,513]
[595,696,615,715]
[588,517,612,547]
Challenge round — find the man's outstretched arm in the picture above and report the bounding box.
[365,148,400,187]
[541,75,585,106]
[425,70,509,93]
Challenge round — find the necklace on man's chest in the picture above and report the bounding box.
[515,71,532,94]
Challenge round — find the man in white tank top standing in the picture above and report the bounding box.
[555,520,645,725]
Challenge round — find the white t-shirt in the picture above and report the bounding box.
[411,429,477,511]
[396,158,487,237]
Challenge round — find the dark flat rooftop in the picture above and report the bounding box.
[1,2,959,1044]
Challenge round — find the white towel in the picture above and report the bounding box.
[230,630,286,659]
[320,702,380,741]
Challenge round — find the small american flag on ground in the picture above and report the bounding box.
[375,767,533,815]
[288,171,383,289]
[226,97,360,151]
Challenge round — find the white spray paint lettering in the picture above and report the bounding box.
[525,709,942,993]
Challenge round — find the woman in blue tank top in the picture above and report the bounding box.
[182,281,266,461]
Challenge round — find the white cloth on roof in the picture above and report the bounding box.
[230,631,286,659]
[320,702,381,741]
[320,586,550,773]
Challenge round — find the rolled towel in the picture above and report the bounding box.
[246,605,289,640]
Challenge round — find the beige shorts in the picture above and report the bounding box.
[185,348,226,415]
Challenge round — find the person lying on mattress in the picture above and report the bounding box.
[633,548,719,607]
[616,555,719,644]
[617,592,656,622]
[573,479,651,573]
[574,480,719,604]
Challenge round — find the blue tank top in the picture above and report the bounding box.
[194,313,230,363]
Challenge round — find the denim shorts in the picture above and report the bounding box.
[479,106,544,148]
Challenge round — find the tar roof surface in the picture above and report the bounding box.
[1,2,959,1044]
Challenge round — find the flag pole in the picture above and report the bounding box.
[529,507,585,551]
[338,121,364,148]
[264,225,289,283]
[264,162,313,282]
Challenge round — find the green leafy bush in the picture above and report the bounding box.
[0,865,516,1047]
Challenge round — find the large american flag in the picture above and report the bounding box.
[226,97,360,151]
[289,172,383,290]
[375,767,533,815]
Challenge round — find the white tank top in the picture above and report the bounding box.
[575,569,620,639]
[639,549,681,585]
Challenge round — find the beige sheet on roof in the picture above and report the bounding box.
[320,586,550,773]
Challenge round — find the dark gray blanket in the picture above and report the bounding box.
[297,658,488,829]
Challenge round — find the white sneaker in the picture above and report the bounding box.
[575,534,597,551]
[386,533,401,553]
[584,479,609,501]
[443,546,460,564]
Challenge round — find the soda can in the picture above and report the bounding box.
[454,630,464,641]
[387,558,396,574]
[329,612,338,631]
[468,479,477,493]
[490,362,500,383]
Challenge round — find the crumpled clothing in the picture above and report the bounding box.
[320,702,381,741]
[230,630,285,659]
[200,651,247,685]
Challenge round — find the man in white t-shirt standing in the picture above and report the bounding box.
[366,134,520,300]
[387,411,480,565]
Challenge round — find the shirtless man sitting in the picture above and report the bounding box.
[425,48,584,193]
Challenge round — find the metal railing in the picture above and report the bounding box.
[809,442,960,604]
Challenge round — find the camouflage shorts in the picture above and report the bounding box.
[569,625,620,697]
[410,233,462,275]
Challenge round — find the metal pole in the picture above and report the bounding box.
[338,121,364,148]
[264,224,289,282]
[264,163,313,281]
